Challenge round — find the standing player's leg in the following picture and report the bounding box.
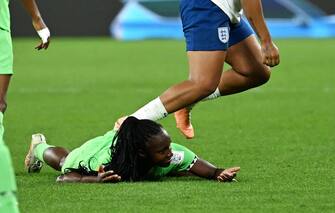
[0,23,19,213]
[0,28,13,113]
[25,134,70,172]
[0,75,11,113]
[0,113,19,213]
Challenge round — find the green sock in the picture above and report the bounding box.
[34,143,54,163]
[0,112,20,213]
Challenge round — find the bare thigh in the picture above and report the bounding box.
[226,35,270,77]
[187,51,226,88]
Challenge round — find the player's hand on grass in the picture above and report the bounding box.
[114,116,128,130]
[217,167,240,182]
[261,41,280,67]
[97,166,121,183]
[97,170,121,183]
[32,18,50,50]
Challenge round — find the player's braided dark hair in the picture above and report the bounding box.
[104,116,163,181]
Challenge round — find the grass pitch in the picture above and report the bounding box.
[5,38,335,212]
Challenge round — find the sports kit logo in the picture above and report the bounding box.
[218,27,229,43]
[171,151,184,164]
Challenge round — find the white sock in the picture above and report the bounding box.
[202,88,221,102]
[131,97,168,121]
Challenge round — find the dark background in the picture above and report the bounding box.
[9,0,123,36]
[9,0,334,37]
[309,0,335,14]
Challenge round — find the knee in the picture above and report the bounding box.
[252,65,271,86]
[0,101,7,113]
[190,79,219,97]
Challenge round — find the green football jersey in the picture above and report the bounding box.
[61,130,116,174]
[62,130,198,179]
[0,0,10,32]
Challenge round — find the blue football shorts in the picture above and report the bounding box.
[180,0,254,51]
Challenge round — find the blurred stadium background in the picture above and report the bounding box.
[10,0,335,38]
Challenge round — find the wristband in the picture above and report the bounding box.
[37,27,50,44]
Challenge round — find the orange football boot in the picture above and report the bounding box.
[174,108,194,139]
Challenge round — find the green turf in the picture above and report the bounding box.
[4,38,335,212]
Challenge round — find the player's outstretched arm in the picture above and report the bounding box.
[189,159,240,182]
[56,171,121,184]
[241,0,280,67]
[20,0,50,50]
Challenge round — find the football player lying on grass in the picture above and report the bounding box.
[25,117,240,183]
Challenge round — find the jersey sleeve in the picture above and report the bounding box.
[170,143,198,172]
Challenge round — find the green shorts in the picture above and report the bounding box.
[61,130,117,174]
[0,29,13,74]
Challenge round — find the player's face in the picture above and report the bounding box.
[146,129,173,167]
